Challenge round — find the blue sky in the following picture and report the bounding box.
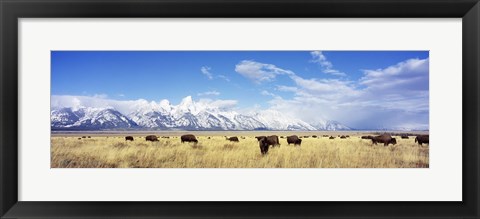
[51,51,429,130]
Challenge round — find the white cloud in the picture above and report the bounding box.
[237,57,429,130]
[260,90,276,97]
[310,51,347,77]
[217,75,230,82]
[197,91,220,96]
[200,66,213,80]
[276,85,298,92]
[198,98,238,109]
[235,60,293,83]
[360,58,429,91]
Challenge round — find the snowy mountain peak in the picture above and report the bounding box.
[51,96,352,131]
[179,96,193,107]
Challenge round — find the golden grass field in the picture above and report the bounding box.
[51,132,429,168]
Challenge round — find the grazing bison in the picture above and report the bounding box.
[303,136,309,138]
[258,137,270,155]
[77,138,82,140]
[207,137,211,139]
[259,135,280,147]
[312,135,318,138]
[415,135,429,146]
[181,134,198,143]
[346,135,350,138]
[87,136,91,138]
[340,135,346,139]
[287,135,302,146]
[371,134,397,146]
[361,135,373,139]
[145,135,159,142]
[226,136,239,142]
[329,136,335,139]
[82,136,86,138]
[125,136,134,141]
[268,135,280,147]
[401,135,409,139]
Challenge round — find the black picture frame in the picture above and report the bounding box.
[1,0,479,218]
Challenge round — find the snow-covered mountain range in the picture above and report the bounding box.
[51,96,351,131]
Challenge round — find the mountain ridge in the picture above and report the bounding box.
[51,96,352,131]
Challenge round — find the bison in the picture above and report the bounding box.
[340,135,346,139]
[87,136,91,138]
[258,137,270,155]
[312,135,318,138]
[361,135,373,139]
[125,136,134,141]
[401,135,409,139]
[287,135,302,146]
[82,136,86,138]
[259,135,280,147]
[181,134,198,143]
[226,136,239,142]
[371,134,397,146]
[145,135,159,142]
[329,136,335,139]
[415,135,429,146]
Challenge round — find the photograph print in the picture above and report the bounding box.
[51,51,429,168]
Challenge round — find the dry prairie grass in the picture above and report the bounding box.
[51,135,429,168]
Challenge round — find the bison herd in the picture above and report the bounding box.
[360,134,428,146]
[102,133,430,155]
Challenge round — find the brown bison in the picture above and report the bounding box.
[361,135,373,139]
[371,134,397,146]
[125,136,134,141]
[259,135,280,147]
[258,137,270,155]
[226,136,239,142]
[340,135,346,139]
[329,136,335,139]
[401,135,409,139]
[181,134,198,143]
[87,136,91,138]
[287,135,302,146]
[415,135,429,146]
[82,136,86,138]
[145,135,159,142]
[312,135,318,138]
